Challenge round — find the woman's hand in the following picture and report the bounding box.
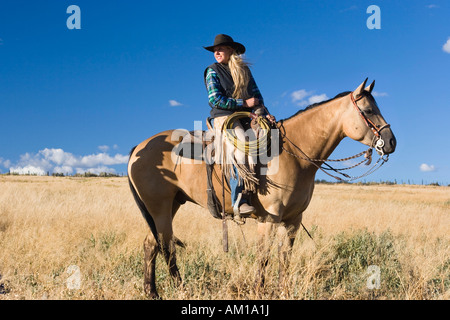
[266,114,276,124]
[244,97,259,108]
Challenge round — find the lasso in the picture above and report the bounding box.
[222,111,272,156]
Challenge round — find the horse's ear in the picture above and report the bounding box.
[365,80,375,93]
[353,78,368,99]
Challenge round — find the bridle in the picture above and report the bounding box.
[278,91,391,182]
[350,92,391,156]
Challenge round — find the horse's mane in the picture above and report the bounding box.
[283,91,356,121]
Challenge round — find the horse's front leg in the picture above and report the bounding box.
[254,221,275,295]
[276,219,301,293]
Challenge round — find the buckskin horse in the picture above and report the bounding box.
[127,79,396,298]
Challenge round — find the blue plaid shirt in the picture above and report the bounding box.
[205,67,264,111]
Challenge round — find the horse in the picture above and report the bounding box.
[127,79,396,299]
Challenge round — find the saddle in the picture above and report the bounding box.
[173,126,213,163]
[174,113,276,221]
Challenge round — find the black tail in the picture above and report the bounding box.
[128,176,159,241]
[128,146,186,249]
[128,146,159,244]
[128,176,187,249]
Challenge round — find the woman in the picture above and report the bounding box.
[203,34,275,216]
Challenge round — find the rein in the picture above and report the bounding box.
[278,92,390,182]
[350,92,391,155]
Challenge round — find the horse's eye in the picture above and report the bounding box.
[364,109,373,116]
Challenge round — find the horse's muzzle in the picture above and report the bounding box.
[378,130,396,155]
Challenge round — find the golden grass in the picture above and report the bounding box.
[0,176,448,300]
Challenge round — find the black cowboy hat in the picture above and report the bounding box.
[203,34,246,55]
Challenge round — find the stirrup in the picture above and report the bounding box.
[233,193,255,224]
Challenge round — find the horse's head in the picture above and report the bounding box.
[342,79,396,155]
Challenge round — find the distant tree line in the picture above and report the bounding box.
[53,172,123,177]
[0,172,447,186]
[2,171,124,178]
[314,179,447,187]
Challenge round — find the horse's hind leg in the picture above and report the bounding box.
[159,231,182,287]
[157,198,183,286]
[143,233,159,299]
[141,196,182,298]
[143,231,181,299]
[152,200,183,284]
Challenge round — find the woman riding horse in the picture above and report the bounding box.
[203,34,276,216]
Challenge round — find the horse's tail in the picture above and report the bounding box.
[127,146,185,249]
[128,175,158,240]
[128,146,158,244]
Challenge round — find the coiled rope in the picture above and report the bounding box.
[222,111,271,156]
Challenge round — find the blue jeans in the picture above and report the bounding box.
[229,165,243,207]
[212,118,246,207]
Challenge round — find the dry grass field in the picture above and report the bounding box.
[0,175,448,300]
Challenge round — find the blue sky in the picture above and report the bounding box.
[0,0,449,184]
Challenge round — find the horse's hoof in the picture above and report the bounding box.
[148,292,161,300]
[144,286,160,300]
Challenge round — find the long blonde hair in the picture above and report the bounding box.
[228,51,251,99]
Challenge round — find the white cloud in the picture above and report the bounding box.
[53,166,74,175]
[39,148,76,166]
[75,166,117,175]
[308,94,329,104]
[339,5,358,13]
[372,91,389,97]
[420,163,436,172]
[291,89,312,103]
[443,38,450,54]
[10,165,46,176]
[98,144,119,152]
[15,151,53,173]
[290,89,328,107]
[169,100,183,107]
[79,153,128,166]
[98,145,110,152]
[7,148,128,175]
[1,157,8,168]
[426,4,438,8]
[2,159,11,168]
